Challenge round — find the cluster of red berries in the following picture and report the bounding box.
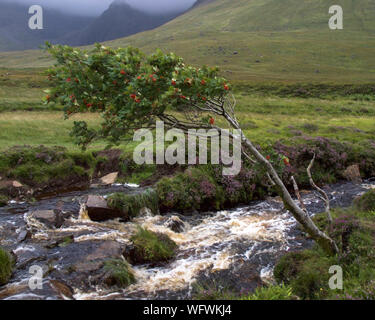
[130,93,141,103]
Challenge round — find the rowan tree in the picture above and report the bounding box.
[45,43,338,255]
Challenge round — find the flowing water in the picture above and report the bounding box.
[1,180,374,300]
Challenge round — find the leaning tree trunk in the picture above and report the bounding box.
[241,137,339,256]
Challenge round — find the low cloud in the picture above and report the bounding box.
[1,0,196,16]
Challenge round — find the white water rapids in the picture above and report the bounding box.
[1,181,374,300]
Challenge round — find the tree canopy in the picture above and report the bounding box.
[45,43,230,149]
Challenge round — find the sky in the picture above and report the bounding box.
[2,0,197,16]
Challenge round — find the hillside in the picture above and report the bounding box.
[1,0,375,83]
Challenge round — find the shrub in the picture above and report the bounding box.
[0,247,13,285]
[130,227,177,264]
[156,167,225,212]
[107,190,159,218]
[354,190,375,213]
[274,137,354,187]
[103,258,136,288]
[274,249,336,299]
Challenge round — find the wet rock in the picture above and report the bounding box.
[86,195,123,222]
[27,210,65,228]
[49,280,74,299]
[195,261,264,296]
[45,235,74,249]
[56,240,125,290]
[165,216,185,233]
[343,164,362,184]
[100,172,118,185]
[17,230,30,243]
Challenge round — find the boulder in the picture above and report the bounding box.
[17,230,30,243]
[343,164,362,184]
[28,210,64,228]
[12,181,23,188]
[86,195,123,222]
[100,172,118,185]
[165,216,185,233]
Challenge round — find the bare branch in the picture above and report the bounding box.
[291,175,307,213]
[307,154,333,231]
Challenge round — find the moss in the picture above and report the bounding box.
[130,227,177,264]
[0,195,8,207]
[107,190,159,218]
[103,259,136,288]
[354,190,375,213]
[0,247,14,286]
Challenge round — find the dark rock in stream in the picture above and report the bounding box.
[86,195,124,222]
[26,210,65,228]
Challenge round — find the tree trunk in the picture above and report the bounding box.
[242,137,339,256]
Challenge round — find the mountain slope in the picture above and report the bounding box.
[65,1,185,46]
[1,0,375,83]
[104,0,375,83]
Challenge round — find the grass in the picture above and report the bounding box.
[107,190,159,218]
[0,247,13,286]
[130,227,177,263]
[103,258,136,288]
[1,0,375,83]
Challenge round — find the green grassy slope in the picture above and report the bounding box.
[1,0,375,83]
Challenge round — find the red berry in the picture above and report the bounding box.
[224,84,229,91]
[209,117,215,125]
[130,94,136,99]
[201,80,206,85]
[135,99,141,103]
[66,78,71,82]
[137,76,142,80]
[266,155,271,160]
[283,158,290,166]
[75,78,79,83]
[171,80,176,86]
[120,70,126,75]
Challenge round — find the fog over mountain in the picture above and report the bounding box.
[0,0,199,51]
[1,0,196,16]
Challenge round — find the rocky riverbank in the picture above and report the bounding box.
[0,179,374,300]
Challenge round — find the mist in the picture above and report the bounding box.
[0,0,197,16]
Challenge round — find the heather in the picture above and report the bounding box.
[273,195,375,300]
